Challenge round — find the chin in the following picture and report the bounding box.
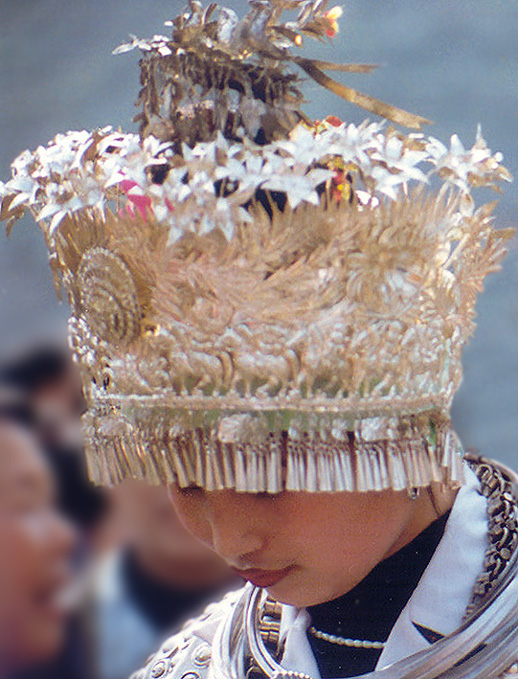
[266,580,335,608]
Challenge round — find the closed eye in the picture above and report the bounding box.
[175,484,203,497]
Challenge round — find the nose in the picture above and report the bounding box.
[201,491,265,564]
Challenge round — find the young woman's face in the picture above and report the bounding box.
[170,485,425,607]
[0,421,75,672]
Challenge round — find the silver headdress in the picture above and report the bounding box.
[0,0,512,492]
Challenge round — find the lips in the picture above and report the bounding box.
[232,565,294,588]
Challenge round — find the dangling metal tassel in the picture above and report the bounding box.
[266,436,282,493]
[234,446,248,493]
[249,448,262,493]
[386,442,407,491]
[193,432,205,487]
[221,441,236,489]
[339,446,356,492]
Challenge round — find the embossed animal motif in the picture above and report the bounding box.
[223,323,300,397]
[157,325,232,395]
[290,303,357,397]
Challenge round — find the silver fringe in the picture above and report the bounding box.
[83,407,465,492]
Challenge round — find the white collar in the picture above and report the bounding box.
[279,465,488,677]
[378,465,487,668]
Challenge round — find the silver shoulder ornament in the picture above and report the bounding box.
[130,589,244,679]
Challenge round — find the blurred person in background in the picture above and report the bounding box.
[0,343,85,452]
[0,344,109,552]
[85,480,240,679]
[0,398,76,679]
[0,352,111,678]
[1,367,239,679]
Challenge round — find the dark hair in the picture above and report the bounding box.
[0,346,69,393]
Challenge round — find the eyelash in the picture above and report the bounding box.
[176,487,282,501]
[177,484,203,497]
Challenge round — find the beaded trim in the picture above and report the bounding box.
[307,626,385,650]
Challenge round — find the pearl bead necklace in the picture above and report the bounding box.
[308,626,386,650]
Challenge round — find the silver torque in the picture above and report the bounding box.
[215,570,518,679]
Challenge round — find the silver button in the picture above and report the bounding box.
[193,643,212,667]
[151,660,167,678]
[181,672,200,679]
[161,638,179,655]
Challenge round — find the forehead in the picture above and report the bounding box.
[0,421,50,488]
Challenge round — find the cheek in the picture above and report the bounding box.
[0,511,72,586]
[0,513,72,664]
[0,519,42,643]
[168,486,213,545]
[277,497,360,566]
[0,517,40,586]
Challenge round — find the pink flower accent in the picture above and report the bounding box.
[127,193,153,220]
[118,178,153,220]
[119,179,138,193]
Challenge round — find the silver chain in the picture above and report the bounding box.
[464,455,518,619]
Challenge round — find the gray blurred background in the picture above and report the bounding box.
[1,0,517,467]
